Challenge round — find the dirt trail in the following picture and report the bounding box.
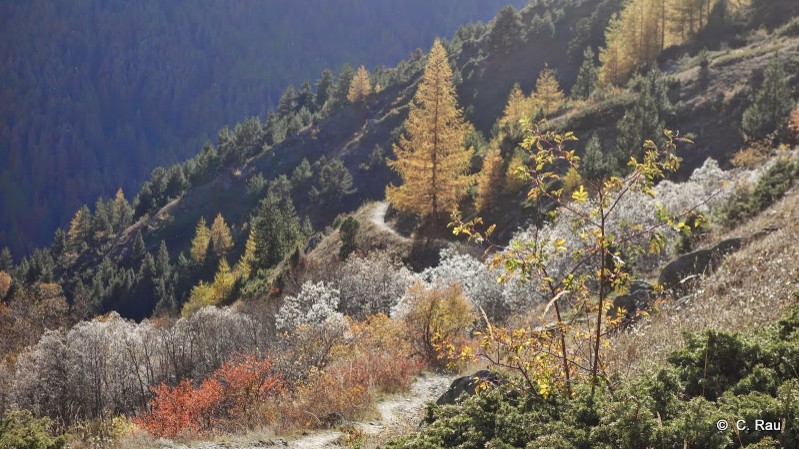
[370,202,406,241]
[284,372,451,449]
[167,372,452,449]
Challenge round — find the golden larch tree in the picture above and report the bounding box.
[347,65,372,104]
[500,83,532,129]
[475,144,505,212]
[209,213,233,259]
[237,228,257,277]
[533,64,565,114]
[386,40,474,221]
[190,216,210,265]
[599,14,629,86]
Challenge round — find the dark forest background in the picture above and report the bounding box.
[0,0,524,257]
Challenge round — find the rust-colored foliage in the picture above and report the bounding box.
[134,355,283,438]
[789,107,799,143]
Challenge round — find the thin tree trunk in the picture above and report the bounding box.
[591,205,607,396]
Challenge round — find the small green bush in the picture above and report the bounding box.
[0,411,66,449]
[386,305,799,448]
[718,158,798,227]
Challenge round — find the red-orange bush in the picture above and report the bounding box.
[134,355,283,438]
[789,107,799,143]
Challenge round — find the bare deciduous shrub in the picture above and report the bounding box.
[335,253,415,319]
[421,248,511,322]
[275,281,344,331]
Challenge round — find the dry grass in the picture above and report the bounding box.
[607,184,799,381]
[305,201,411,269]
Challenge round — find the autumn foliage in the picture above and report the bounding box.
[133,315,423,437]
[277,315,422,429]
[789,107,799,143]
[134,355,283,438]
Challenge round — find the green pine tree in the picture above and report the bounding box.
[615,68,672,161]
[742,55,793,142]
[572,47,599,100]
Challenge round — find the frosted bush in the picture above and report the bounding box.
[335,252,415,319]
[497,157,758,300]
[422,248,514,322]
[10,309,267,423]
[276,281,344,331]
[655,158,736,215]
[175,306,261,379]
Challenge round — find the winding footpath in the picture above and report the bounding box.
[168,372,452,449]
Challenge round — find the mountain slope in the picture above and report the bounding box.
[0,0,527,257]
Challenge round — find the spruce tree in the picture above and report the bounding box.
[132,229,147,265]
[297,81,317,112]
[338,216,360,261]
[277,84,298,117]
[573,47,599,100]
[316,69,335,108]
[742,56,793,142]
[0,247,13,271]
[386,40,474,222]
[335,64,355,105]
[582,133,616,181]
[615,68,672,161]
[487,5,524,56]
[252,195,304,269]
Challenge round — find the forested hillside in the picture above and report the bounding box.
[0,0,525,257]
[2,0,799,448]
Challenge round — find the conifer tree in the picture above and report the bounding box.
[132,229,147,264]
[487,5,524,56]
[209,213,233,259]
[582,133,616,181]
[742,56,794,142]
[599,15,627,86]
[500,83,532,130]
[335,64,355,105]
[0,247,12,271]
[277,84,298,117]
[297,81,317,112]
[475,145,505,212]
[616,68,673,160]
[237,228,257,278]
[67,205,93,251]
[211,259,235,303]
[386,40,474,222]
[347,65,372,104]
[190,217,210,265]
[252,196,304,269]
[94,197,112,238]
[572,47,599,100]
[533,64,565,114]
[113,189,134,222]
[316,69,335,108]
[338,216,360,261]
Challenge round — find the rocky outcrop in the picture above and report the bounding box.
[611,280,655,321]
[436,370,500,406]
[658,237,742,293]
